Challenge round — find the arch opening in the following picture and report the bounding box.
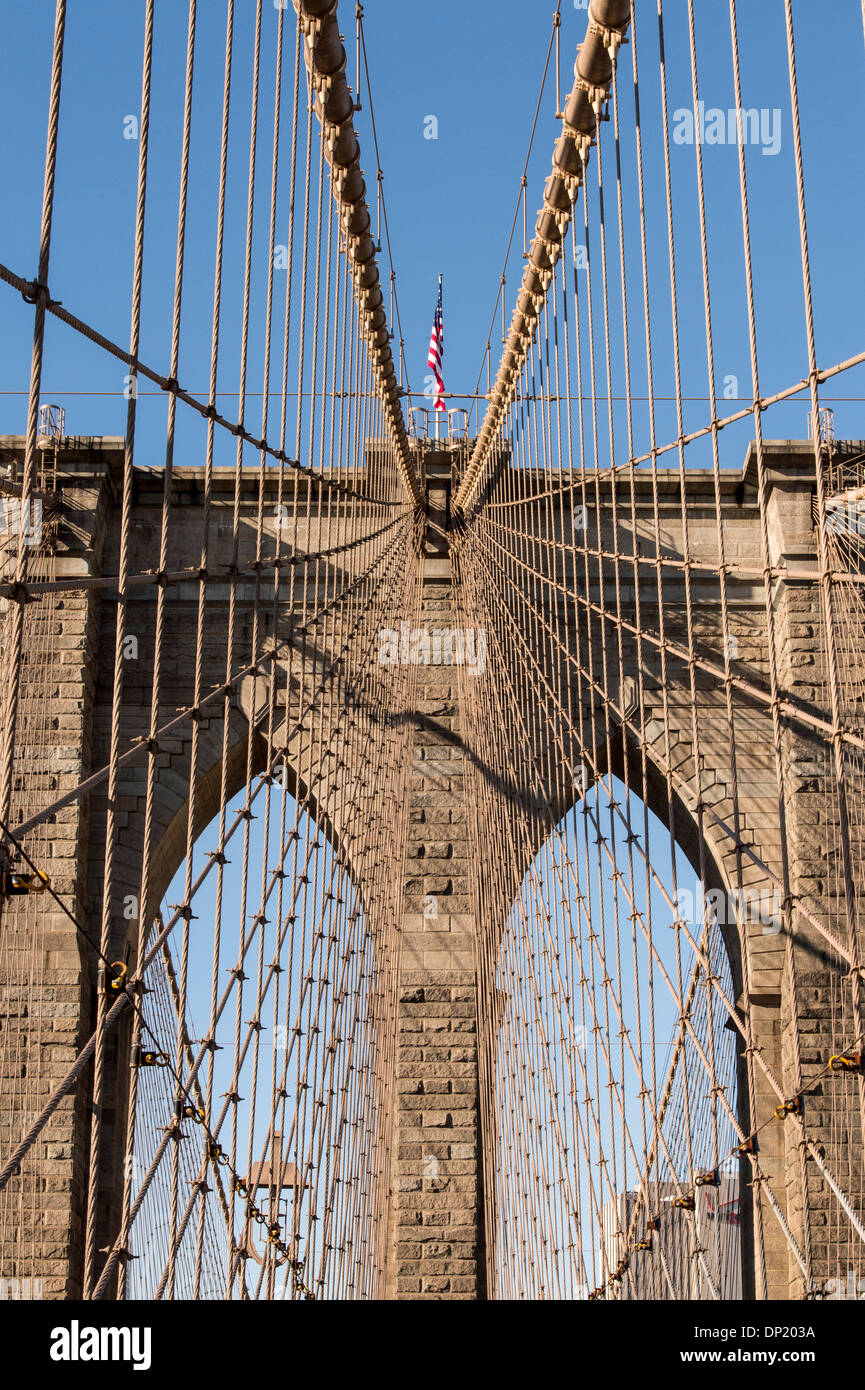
[125,770,392,1301]
[482,773,746,1301]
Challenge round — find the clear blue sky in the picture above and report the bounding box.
[1,0,864,464]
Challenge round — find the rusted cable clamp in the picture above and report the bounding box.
[829,1050,862,1074]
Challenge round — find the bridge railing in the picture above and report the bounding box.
[408,406,470,446]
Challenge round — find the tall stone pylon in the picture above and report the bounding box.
[385,449,485,1299]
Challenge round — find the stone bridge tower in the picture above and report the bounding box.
[0,433,862,1300]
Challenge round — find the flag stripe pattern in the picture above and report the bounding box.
[427,281,445,412]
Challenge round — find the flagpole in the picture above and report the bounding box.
[436,274,442,442]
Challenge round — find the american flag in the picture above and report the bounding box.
[427,276,445,412]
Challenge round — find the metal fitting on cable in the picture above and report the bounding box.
[134,1045,169,1068]
[829,1050,862,1073]
[101,959,128,998]
[0,865,50,897]
[455,0,631,512]
[694,1168,720,1189]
